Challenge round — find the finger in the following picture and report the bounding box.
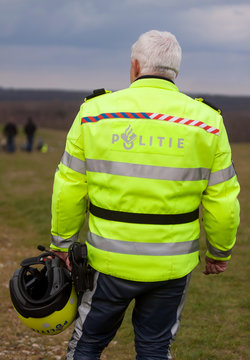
[203,263,212,275]
[66,258,72,272]
[211,264,220,274]
[215,264,227,273]
[203,263,218,275]
[203,269,210,275]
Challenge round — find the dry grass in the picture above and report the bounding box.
[0,129,249,360]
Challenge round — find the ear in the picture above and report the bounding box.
[130,59,141,83]
[134,59,140,77]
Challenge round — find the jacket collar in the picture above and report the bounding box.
[130,75,179,92]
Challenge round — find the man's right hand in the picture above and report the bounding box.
[49,250,72,272]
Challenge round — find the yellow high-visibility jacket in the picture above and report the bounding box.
[50,77,240,281]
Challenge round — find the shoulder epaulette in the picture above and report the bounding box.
[195,97,221,114]
[84,88,112,102]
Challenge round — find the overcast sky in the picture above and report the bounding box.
[0,0,250,95]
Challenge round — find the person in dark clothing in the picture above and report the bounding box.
[24,117,37,152]
[3,121,18,153]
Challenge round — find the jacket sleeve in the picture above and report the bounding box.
[50,110,88,252]
[201,119,240,261]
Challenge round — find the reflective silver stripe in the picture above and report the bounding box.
[61,151,86,174]
[87,232,199,256]
[66,271,100,360]
[86,159,210,181]
[208,163,236,186]
[51,233,79,248]
[171,272,191,340]
[206,239,232,258]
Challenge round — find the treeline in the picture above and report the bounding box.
[0,88,249,142]
[0,88,89,102]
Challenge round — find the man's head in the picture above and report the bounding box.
[130,30,182,83]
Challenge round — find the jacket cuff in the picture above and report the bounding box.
[206,250,231,261]
[49,244,70,252]
[50,233,79,250]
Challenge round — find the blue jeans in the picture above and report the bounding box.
[26,135,34,152]
[6,135,15,152]
[66,272,191,360]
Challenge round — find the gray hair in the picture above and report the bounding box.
[131,30,182,81]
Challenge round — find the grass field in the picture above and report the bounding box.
[0,128,249,360]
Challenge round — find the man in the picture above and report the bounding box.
[3,120,17,152]
[24,117,37,152]
[50,30,240,360]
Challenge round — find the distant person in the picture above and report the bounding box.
[24,117,37,152]
[3,120,17,153]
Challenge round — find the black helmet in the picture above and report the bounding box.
[9,249,77,335]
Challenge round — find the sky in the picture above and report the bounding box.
[0,0,250,96]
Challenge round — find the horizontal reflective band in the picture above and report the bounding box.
[86,159,211,181]
[51,233,79,248]
[61,151,86,174]
[90,202,199,225]
[208,163,236,186]
[87,232,199,256]
[206,239,232,258]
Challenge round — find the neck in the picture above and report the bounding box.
[134,74,175,84]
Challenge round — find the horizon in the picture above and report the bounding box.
[0,86,249,99]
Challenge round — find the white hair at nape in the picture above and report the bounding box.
[131,30,182,81]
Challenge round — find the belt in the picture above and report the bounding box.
[89,202,199,225]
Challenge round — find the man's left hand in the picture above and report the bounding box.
[203,256,228,275]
